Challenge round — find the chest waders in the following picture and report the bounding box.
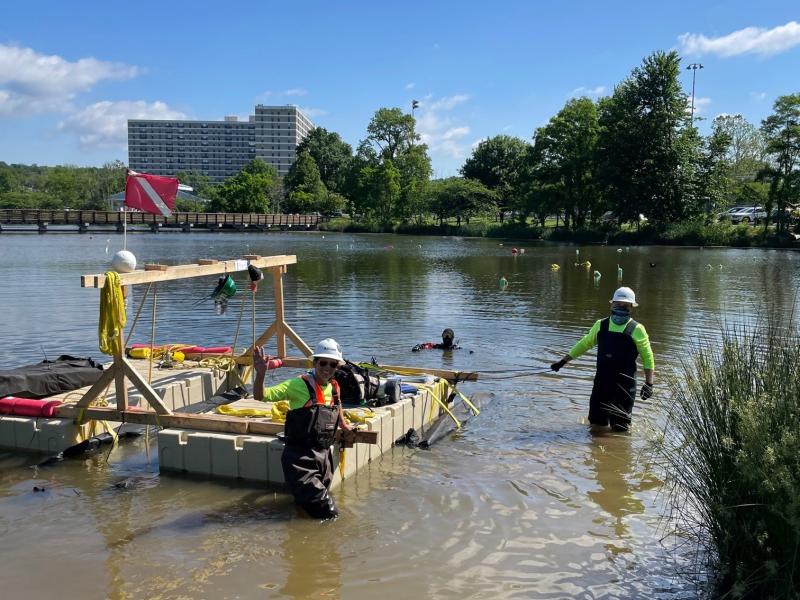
[589,317,639,430]
[281,375,342,519]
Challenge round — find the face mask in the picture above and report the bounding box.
[611,306,630,325]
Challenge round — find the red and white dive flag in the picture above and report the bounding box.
[124,170,178,217]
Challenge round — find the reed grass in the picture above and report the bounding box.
[650,319,800,598]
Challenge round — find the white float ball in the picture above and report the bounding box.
[111,250,137,273]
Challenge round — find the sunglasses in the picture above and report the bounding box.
[316,359,339,368]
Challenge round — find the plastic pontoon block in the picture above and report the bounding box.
[239,436,271,482]
[267,438,285,484]
[158,429,186,472]
[210,435,241,478]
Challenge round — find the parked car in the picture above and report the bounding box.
[717,206,747,222]
[729,206,767,225]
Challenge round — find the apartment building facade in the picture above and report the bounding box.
[128,105,314,183]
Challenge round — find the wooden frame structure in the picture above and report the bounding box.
[54,255,327,435]
[52,253,476,445]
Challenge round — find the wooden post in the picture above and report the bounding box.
[272,266,286,357]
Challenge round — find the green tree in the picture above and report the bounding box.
[284,151,326,197]
[713,114,767,183]
[760,93,800,232]
[596,51,694,229]
[394,143,432,223]
[212,159,278,213]
[461,135,529,219]
[295,127,353,193]
[428,177,497,225]
[530,97,600,229]
[365,108,418,161]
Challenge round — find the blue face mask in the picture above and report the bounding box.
[611,306,630,325]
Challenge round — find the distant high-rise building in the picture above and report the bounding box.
[127,105,314,183]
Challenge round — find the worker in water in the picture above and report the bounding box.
[412,328,460,352]
[253,339,353,519]
[550,287,654,431]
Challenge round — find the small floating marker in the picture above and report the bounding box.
[616,248,623,253]
[617,264,623,279]
[583,261,591,269]
[551,264,560,271]
[593,270,602,279]
[322,235,325,239]
[512,247,519,255]
[499,276,509,289]
[576,248,580,256]
[336,244,339,251]
[519,248,525,254]
[706,264,714,270]
[649,262,657,268]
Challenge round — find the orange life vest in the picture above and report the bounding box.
[300,373,341,408]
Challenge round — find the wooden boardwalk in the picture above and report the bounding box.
[0,209,323,233]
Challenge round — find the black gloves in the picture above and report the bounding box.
[640,383,653,400]
[550,359,567,372]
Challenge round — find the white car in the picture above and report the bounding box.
[729,206,767,224]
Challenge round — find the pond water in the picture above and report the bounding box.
[1,231,798,599]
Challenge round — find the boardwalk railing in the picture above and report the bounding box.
[0,209,322,228]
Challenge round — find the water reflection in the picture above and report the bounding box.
[587,429,660,543]
[280,524,342,599]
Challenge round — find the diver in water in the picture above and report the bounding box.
[412,328,460,352]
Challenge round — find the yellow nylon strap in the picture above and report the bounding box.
[417,383,461,429]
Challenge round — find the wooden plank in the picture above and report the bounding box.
[53,406,378,444]
[272,266,286,356]
[55,406,250,434]
[73,365,117,409]
[283,322,313,356]
[234,355,478,382]
[121,358,173,415]
[144,263,169,271]
[82,255,297,288]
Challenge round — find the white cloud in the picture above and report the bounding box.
[285,88,307,96]
[567,85,606,98]
[58,100,186,150]
[0,43,139,116]
[678,21,800,57]
[416,94,471,158]
[686,96,712,117]
[298,106,327,119]
[750,91,767,101]
[405,82,415,90]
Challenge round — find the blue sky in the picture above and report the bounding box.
[1,1,798,177]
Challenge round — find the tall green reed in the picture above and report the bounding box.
[650,319,800,598]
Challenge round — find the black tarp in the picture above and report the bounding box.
[0,355,104,399]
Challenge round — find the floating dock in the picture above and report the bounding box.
[0,253,477,490]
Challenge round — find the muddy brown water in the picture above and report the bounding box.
[1,232,798,599]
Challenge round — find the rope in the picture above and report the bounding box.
[148,284,157,384]
[98,271,126,355]
[124,283,152,347]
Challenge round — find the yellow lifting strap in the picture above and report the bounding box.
[98,271,127,355]
[417,383,461,429]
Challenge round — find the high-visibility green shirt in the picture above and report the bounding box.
[262,374,335,410]
[568,318,655,370]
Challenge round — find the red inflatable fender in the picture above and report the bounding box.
[0,397,62,417]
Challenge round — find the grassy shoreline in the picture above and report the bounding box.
[320,218,800,249]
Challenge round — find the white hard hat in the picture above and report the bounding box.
[312,338,343,362]
[610,286,638,307]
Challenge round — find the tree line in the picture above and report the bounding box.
[2,50,798,234]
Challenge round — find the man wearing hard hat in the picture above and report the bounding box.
[550,287,655,431]
[253,339,352,519]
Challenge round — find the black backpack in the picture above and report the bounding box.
[333,361,380,405]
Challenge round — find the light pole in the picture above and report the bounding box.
[686,63,703,128]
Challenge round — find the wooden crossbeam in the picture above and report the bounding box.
[234,356,479,382]
[53,405,378,444]
[82,255,297,288]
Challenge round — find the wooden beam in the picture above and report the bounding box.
[121,357,173,415]
[53,406,379,444]
[232,355,479,382]
[272,266,286,356]
[74,365,117,409]
[82,255,297,288]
